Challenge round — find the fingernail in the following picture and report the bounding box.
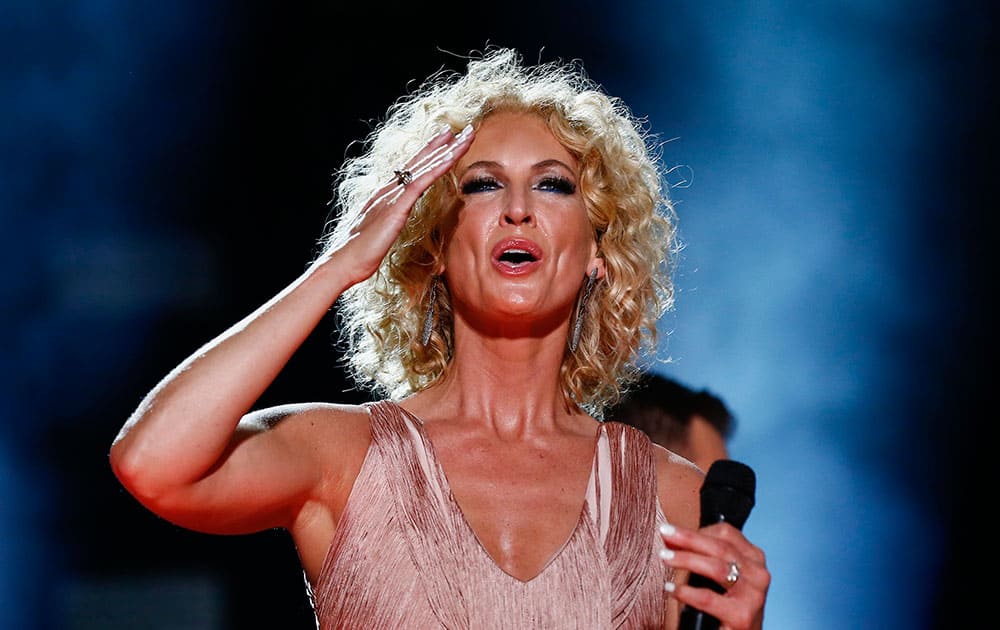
[663,581,676,593]
[456,123,474,141]
[437,123,452,135]
[658,548,674,561]
[658,522,675,537]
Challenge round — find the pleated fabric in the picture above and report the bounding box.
[310,401,671,629]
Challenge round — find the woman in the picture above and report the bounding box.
[110,48,769,628]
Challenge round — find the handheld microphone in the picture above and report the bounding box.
[677,459,756,630]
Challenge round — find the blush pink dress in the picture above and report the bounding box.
[309,400,671,629]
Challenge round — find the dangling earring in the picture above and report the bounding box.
[570,268,599,353]
[421,275,440,346]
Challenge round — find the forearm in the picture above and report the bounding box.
[109,254,353,498]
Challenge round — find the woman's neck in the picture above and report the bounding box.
[407,322,587,436]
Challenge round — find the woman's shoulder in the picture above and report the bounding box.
[244,400,370,420]
[238,401,374,452]
[648,440,703,530]
[241,401,371,428]
[599,421,701,526]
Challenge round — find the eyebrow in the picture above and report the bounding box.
[461,159,576,175]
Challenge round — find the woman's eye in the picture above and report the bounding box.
[536,176,576,194]
[461,177,500,194]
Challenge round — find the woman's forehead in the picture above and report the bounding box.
[457,112,579,173]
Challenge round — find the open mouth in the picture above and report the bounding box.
[498,249,538,265]
[492,239,543,273]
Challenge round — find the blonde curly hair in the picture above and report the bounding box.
[319,47,677,414]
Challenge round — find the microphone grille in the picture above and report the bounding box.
[704,459,756,497]
[700,459,756,529]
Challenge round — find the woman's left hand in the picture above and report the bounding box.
[659,520,770,630]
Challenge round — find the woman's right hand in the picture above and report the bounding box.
[322,123,475,284]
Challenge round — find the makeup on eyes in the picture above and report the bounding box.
[534,175,576,194]
[459,169,578,196]
[461,176,500,195]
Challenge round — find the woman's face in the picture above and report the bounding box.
[442,111,604,333]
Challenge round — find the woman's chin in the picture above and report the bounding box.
[485,293,549,316]
[474,297,572,333]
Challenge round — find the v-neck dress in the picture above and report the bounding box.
[309,400,672,629]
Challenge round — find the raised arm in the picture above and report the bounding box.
[109,125,474,534]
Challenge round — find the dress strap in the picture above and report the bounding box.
[600,422,659,626]
[364,401,470,630]
[585,424,612,544]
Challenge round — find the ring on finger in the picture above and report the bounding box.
[393,169,414,186]
[725,560,740,586]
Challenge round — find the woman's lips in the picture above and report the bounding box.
[491,238,543,275]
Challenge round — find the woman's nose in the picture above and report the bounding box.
[501,188,534,226]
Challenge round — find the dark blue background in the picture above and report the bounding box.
[2,2,993,628]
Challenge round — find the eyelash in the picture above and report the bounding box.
[537,176,576,194]
[461,176,500,194]
[460,176,577,195]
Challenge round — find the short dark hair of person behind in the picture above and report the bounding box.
[604,372,736,450]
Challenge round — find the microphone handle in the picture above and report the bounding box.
[678,460,756,630]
